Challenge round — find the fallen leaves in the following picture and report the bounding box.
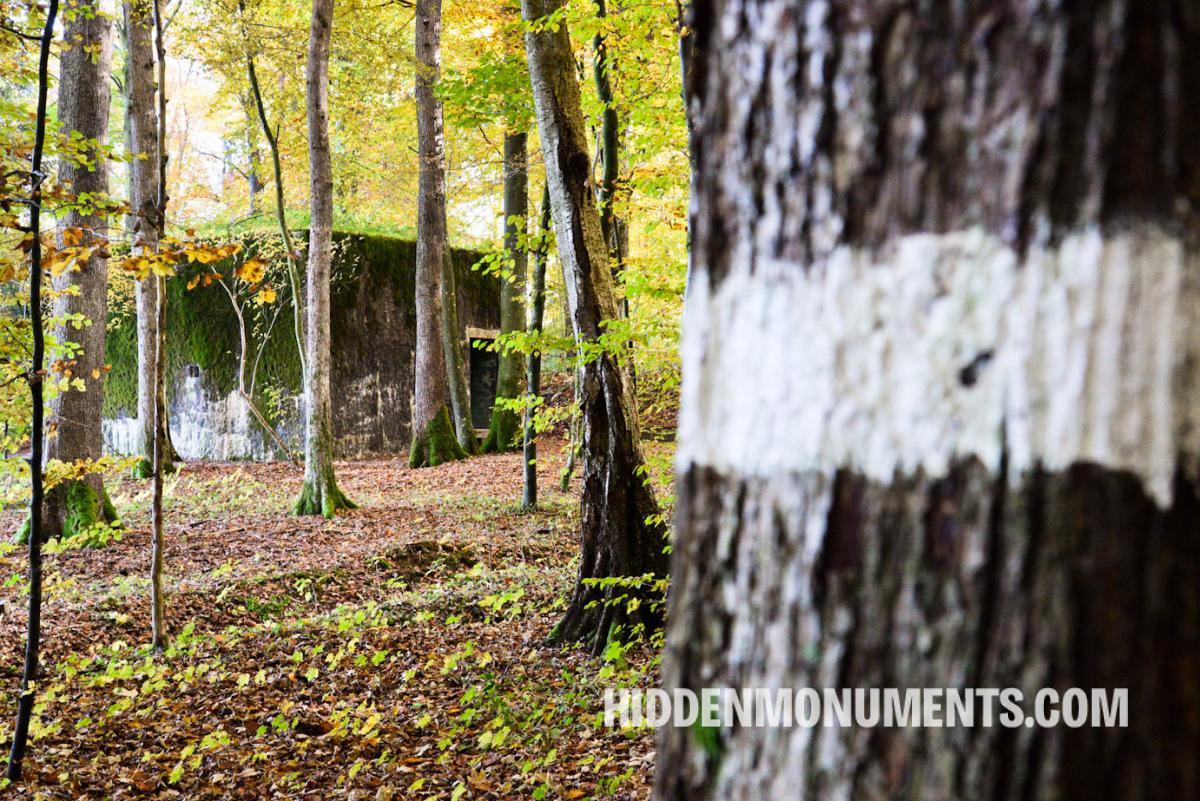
[0,441,666,799]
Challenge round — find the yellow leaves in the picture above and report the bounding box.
[43,456,140,491]
[119,252,177,281]
[253,287,277,306]
[234,257,267,284]
[120,237,240,281]
[359,712,381,736]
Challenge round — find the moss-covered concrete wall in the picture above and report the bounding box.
[103,232,498,459]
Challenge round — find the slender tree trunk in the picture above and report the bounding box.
[7,0,58,781]
[435,30,475,455]
[523,0,668,651]
[219,279,298,463]
[149,272,166,649]
[441,249,476,452]
[147,0,170,651]
[244,123,262,215]
[125,0,175,476]
[658,2,1200,799]
[243,1,307,381]
[592,0,623,282]
[44,0,118,540]
[483,130,528,453]
[293,0,354,517]
[410,0,470,467]
[674,0,695,288]
[523,186,551,510]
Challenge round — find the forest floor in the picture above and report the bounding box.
[0,438,672,799]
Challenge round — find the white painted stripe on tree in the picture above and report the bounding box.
[677,227,1196,507]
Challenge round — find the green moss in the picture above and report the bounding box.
[12,480,121,545]
[481,405,522,453]
[408,405,468,468]
[105,232,489,434]
[12,516,29,545]
[61,481,101,540]
[292,466,357,518]
[131,456,177,479]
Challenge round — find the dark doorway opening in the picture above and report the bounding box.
[469,338,498,429]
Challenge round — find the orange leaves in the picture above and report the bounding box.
[234,257,267,284]
[186,272,224,290]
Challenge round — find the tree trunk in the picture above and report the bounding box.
[483,130,529,453]
[523,186,551,510]
[410,0,470,467]
[148,0,171,651]
[243,0,307,381]
[658,2,1200,799]
[293,0,354,517]
[44,0,118,540]
[441,249,476,453]
[523,0,669,651]
[675,0,696,288]
[125,0,175,476]
[7,1,58,782]
[592,0,624,283]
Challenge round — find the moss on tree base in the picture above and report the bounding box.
[13,480,122,545]
[480,405,521,454]
[409,405,468,467]
[132,457,178,479]
[292,469,357,518]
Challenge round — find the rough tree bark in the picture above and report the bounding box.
[523,0,669,650]
[658,1,1200,799]
[522,186,551,510]
[483,130,528,453]
[292,0,354,517]
[43,0,119,540]
[125,0,176,477]
[409,0,470,467]
[7,0,58,782]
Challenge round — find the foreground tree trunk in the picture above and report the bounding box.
[483,130,528,453]
[658,2,1200,799]
[293,0,354,517]
[523,0,669,650]
[44,0,118,540]
[7,2,58,782]
[125,0,175,477]
[410,0,470,467]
